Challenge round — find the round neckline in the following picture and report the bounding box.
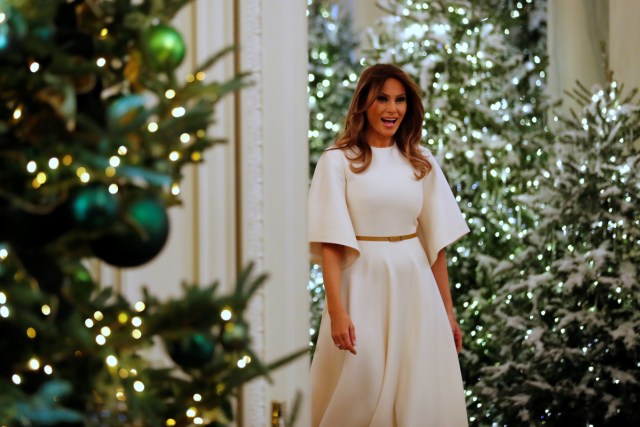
[369,142,395,150]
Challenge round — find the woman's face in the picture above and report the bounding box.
[365,78,407,144]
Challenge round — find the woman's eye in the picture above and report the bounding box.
[396,97,406,102]
[377,96,387,102]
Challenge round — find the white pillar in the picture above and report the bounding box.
[239,0,311,425]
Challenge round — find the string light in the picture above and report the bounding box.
[171,107,186,117]
[106,355,118,367]
[28,358,40,370]
[220,307,232,321]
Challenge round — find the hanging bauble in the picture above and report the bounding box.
[91,194,169,267]
[1,5,28,50]
[166,333,215,370]
[220,321,249,351]
[0,23,11,52]
[3,203,73,247]
[145,24,186,71]
[70,185,119,231]
[71,57,97,95]
[107,94,146,131]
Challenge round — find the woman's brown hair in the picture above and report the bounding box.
[333,63,431,179]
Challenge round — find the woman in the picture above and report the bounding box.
[308,64,469,427]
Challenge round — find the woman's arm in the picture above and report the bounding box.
[431,248,463,353]
[322,243,357,355]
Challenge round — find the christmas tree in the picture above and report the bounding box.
[476,75,640,425]
[307,0,362,357]
[307,0,362,175]
[0,0,303,425]
[362,0,549,422]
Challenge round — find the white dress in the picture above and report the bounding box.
[308,144,470,427]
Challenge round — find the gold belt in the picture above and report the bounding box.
[355,232,418,242]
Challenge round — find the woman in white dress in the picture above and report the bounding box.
[308,64,470,427]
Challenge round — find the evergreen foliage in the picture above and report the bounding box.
[307,0,362,174]
[478,77,640,426]
[0,1,302,425]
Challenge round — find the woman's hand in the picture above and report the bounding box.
[449,316,462,353]
[330,309,357,355]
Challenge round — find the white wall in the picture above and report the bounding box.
[547,0,609,108]
[548,0,640,108]
[100,1,310,426]
[609,0,640,94]
[347,0,385,38]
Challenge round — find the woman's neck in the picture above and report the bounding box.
[365,132,393,148]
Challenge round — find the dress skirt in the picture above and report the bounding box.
[310,238,469,427]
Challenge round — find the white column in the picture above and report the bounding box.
[239,0,311,425]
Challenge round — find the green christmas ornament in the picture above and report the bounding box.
[2,203,72,246]
[70,185,119,230]
[91,194,169,267]
[221,321,249,351]
[145,24,186,71]
[166,333,215,369]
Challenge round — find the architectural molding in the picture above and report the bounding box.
[238,0,268,424]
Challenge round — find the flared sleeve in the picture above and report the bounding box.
[417,149,470,266]
[308,149,360,268]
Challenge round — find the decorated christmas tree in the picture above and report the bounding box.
[476,75,640,425]
[362,0,549,422]
[307,0,361,356]
[0,0,302,425]
[307,0,362,173]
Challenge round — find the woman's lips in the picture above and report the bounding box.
[381,118,397,128]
